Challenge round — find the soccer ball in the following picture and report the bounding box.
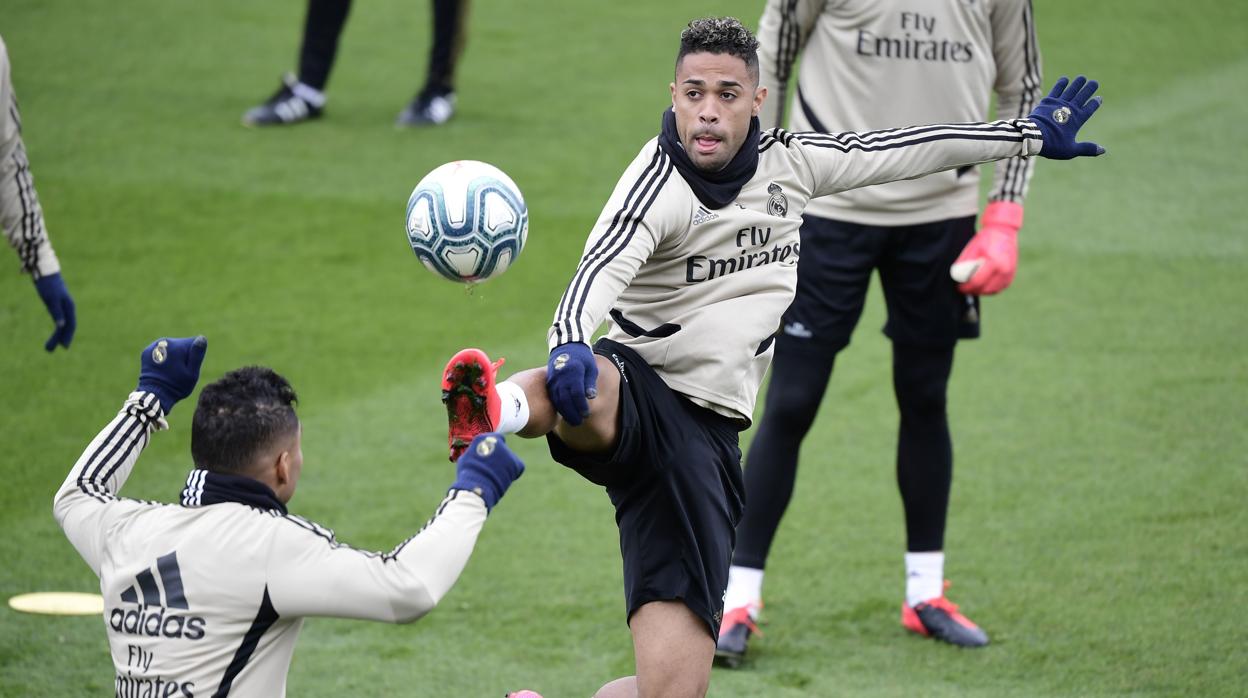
[404,160,528,283]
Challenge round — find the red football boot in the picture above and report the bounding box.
[901,582,989,647]
[714,601,763,668]
[441,348,505,461]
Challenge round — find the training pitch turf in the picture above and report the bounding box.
[1,1,1245,695]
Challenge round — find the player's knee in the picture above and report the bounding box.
[894,375,947,420]
[895,375,947,417]
[636,659,710,698]
[761,380,825,435]
[592,677,637,698]
[761,345,836,433]
[630,601,713,697]
[892,343,953,417]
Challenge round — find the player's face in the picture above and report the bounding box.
[670,52,767,172]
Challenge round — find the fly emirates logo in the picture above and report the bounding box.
[685,225,799,283]
[856,11,976,63]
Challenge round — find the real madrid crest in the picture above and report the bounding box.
[767,183,789,217]
[152,339,169,364]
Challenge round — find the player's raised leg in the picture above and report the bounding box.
[593,601,715,698]
[441,346,620,460]
[442,348,506,460]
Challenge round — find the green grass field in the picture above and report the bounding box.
[2,0,1246,695]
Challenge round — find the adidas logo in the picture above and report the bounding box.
[783,321,813,339]
[692,206,719,226]
[108,551,207,641]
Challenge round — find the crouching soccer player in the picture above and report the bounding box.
[53,336,525,697]
[442,17,1103,698]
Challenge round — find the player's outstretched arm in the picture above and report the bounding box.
[2,36,77,352]
[33,273,76,351]
[0,134,77,351]
[265,433,524,623]
[53,336,209,574]
[1029,76,1105,160]
[801,76,1105,199]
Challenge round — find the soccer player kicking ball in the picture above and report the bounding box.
[54,336,525,698]
[443,17,1103,698]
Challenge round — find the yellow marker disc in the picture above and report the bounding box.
[8,592,104,616]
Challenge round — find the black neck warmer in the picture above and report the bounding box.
[657,107,761,210]
[179,469,288,514]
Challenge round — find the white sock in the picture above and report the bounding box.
[291,80,327,108]
[495,381,530,435]
[905,551,945,607]
[724,565,764,617]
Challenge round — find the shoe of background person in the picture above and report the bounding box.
[396,88,456,126]
[442,348,504,461]
[901,591,989,647]
[242,74,323,126]
[714,601,762,668]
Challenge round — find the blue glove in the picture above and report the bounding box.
[451,433,525,510]
[1029,76,1105,160]
[34,273,76,352]
[136,336,208,415]
[546,342,598,426]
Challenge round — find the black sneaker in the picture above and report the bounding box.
[714,603,761,668]
[242,74,323,127]
[396,89,455,127]
[901,594,989,647]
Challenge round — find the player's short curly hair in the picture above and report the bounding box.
[676,17,760,84]
[191,366,299,474]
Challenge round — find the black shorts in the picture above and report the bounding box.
[779,214,980,354]
[547,338,745,639]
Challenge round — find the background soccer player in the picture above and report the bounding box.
[1,34,75,352]
[54,336,525,697]
[716,0,1042,661]
[243,0,469,127]
[439,16,1102,697]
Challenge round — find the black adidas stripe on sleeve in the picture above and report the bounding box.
[552,149,673,346]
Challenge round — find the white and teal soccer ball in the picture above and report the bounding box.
[404,160,528,283]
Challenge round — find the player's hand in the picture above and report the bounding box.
[1029,76,1105,160]
[951,201,1023,295]
[451,433,525,511]
[546,342,598,426]
[136,336,208,415]
[33,273,76,352]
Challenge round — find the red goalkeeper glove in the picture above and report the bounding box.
[950,201,1023,296]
